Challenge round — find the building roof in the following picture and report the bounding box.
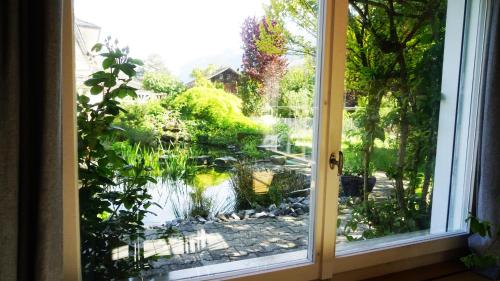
[185,67,240,88]
[206,67,240,80]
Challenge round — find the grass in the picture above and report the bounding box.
[112,141,198,182]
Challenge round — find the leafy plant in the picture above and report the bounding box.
[461,214,500,269]
[78,40,160,280]
[341,195,429,240]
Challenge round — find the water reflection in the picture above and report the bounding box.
[143,169,235,227]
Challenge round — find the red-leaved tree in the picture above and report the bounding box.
[241,16,287,106]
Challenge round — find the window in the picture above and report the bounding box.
[332,0,489,257]
[63,0,491,280]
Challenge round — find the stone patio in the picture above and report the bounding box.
[137,172,395,277]
[142,214,309,275]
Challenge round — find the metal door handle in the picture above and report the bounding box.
[329,151,343,176]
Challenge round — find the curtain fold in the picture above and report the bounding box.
[470,0,500,258]
[0,0,64,280]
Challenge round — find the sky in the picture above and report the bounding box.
[75,0,268,81]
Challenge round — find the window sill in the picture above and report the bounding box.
[153,250,317,281]
[332,232,468,275]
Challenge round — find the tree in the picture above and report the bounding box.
[347,0,446,222]
[264,0,319,58]
[142,71,185,95]
[190,64,223,88]
[241,16,287,109]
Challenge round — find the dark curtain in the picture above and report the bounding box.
[470,0,500,259]
[0,0,63,280]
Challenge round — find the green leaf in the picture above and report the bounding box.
[103,78,117,88]
[102,57,114,69]
[90,85,104,95]
[128,58,144,66]
[118,63,136,77]
[84,77,105,87]
[78,94,90,104]
[91,43,103,52]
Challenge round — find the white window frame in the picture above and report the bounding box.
[62,0,490,280]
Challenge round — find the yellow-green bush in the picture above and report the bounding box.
[169,87,265,144]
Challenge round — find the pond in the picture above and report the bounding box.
[142,169,235,227]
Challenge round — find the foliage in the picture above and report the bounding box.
[274,121,292,150]
[238,75,263,116]
[277,63,315,118]
[230,163,258,210]
[190,64,225,89]
[241,16,287,84]
[342,142,364,176]
[240,134,268,160]
[241,16,287,109]
[189,184,212,218]
[341,196,429,240]
[169,86,264,145]
[264,0,318,58]
[342,0,446,212]
[461,214,500,269]
[112,141,197,182]
[114,100,188,147]
[142,71,185,96]
[77,40,159,280]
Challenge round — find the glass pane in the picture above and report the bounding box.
[336,0,453,251]
[75,1,321,279]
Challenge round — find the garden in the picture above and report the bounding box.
[76,0,448,279]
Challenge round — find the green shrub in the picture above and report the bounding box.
[142,72,185,96]
[341,195,428,241]
[278,64,315,118]
[115,100,188,147]
[189,185,212,218]
[240,135,268,159]
[169,87,265,145]
[237,76,262,116]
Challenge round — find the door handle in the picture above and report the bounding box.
[329,151,343,176]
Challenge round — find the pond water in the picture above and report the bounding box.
[142,171,235,227]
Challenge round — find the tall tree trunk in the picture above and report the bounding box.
[362,88,382,201]
[363,147,372,202]
[420,130,437,210]
[395,112,409,215]
[408,141,422,195]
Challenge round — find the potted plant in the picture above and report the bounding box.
[340,151,376,197]
[462,214,500,280]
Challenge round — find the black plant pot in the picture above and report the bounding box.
[475,266,500,280]
[340,175,376,197]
